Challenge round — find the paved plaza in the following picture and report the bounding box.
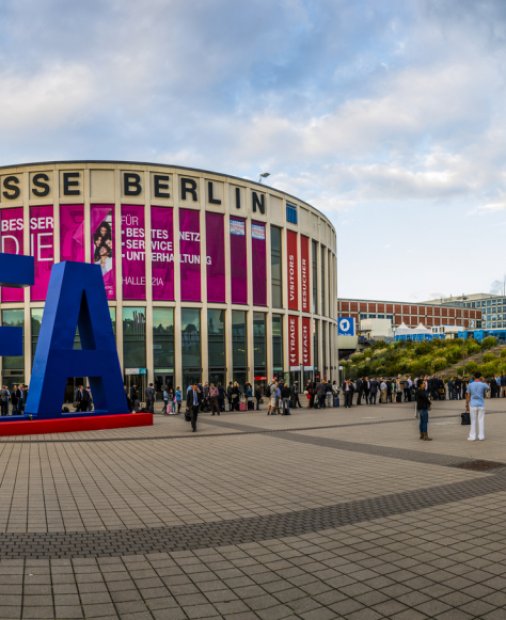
[0,398,505,619]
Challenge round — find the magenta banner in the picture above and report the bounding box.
[60,204,84,262]
[121,204,146,300]
[0,207,24,302]
[90,204,116,300]
[151,206,174,301]
[30,205,55,301]
[205,212,225,303]
[230,217,247,304]
[251,221,267,306]
[179,208,201,302]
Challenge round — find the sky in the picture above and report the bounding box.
[1,0,506,302]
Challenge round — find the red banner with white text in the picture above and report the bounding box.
[288,314,299,370]
[286,230,298,310]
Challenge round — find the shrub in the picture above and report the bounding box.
[481,336,498,350]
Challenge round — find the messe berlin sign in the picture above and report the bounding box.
[0,253,128,420]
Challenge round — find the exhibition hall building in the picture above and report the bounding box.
[0,161,337,398]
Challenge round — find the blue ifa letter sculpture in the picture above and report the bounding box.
[0,254,34,356]
[24,261,128,418]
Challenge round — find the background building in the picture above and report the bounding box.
[0,161,337,398]
[337,298,481,357]
[427,294,506,330]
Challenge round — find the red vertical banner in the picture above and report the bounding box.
[302,317,311,368]
[0,207,24,302]
[151,206,174,301]
[60,204,85,262]
[30,205,55,302]
[300,235,310,313]
[287,230,298,310]
[288,315,299,369]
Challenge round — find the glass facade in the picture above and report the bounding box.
[232,310,247,387]
[181,308,201,388]
[153,307,174,391]
[2,310,24,383]
[312,240,318,314]
[123,307,147,369]
[253,312,266,379]
[270,226,282,308]
[272,314,284,378]
[208,309,226,386]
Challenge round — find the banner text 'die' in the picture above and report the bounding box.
[0,253,128,420]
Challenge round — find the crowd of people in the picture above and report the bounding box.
[0,384,29,416]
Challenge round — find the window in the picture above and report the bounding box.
[272,315,283,376]
[123,307,146,369]
[208,309,226,371]
[253,312,266,376]
[232,311,247,387]
[181,308,201,387]
[312,240,318,314]
[153,307,174,372]
[270,226,282,308]
[2,309,24,377]
[286,203,298,224]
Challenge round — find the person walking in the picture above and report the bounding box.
[466,372,489,441]
[416,379,432,441]
[209,383,220,415]
[175,386,182,414]
[187,383,201,432]
[145,383,155,413]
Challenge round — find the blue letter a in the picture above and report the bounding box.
[25,262,128,419]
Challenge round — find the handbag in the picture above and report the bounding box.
[184,408,191,422]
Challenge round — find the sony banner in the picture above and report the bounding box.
[205,212,226,303]
[121,204,146,300]
[287,230,298,311]
[0,207,24,302]
[60,204,85,262]
[90,204,116,300]
[30,205,55,302]
[251,221,267,306]
[179,208,201,302]
[151,206,174,301]
[288,314,299,370]
[300,235,310,313]
[230,217,247,304]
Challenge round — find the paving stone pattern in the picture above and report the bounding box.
[0,400,505,618]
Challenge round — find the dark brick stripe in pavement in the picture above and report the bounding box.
[1,467,505,559]
[206,418,506,469]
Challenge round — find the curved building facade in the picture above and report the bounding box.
[0,161,337,398]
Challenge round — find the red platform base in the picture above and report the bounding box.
[0,412,153,436]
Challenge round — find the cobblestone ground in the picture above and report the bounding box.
[0,398,505,619]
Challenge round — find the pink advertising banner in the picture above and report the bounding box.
[205,212,225,303]
[60,204,84,262]
[30,205,55,302]
[90,204,116,300]
[151,206,174,301]
[0,207,24,302]
[251,221,267,306]
[230,217,247,305]
[179,208,201,302]
[121,204,146,300]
